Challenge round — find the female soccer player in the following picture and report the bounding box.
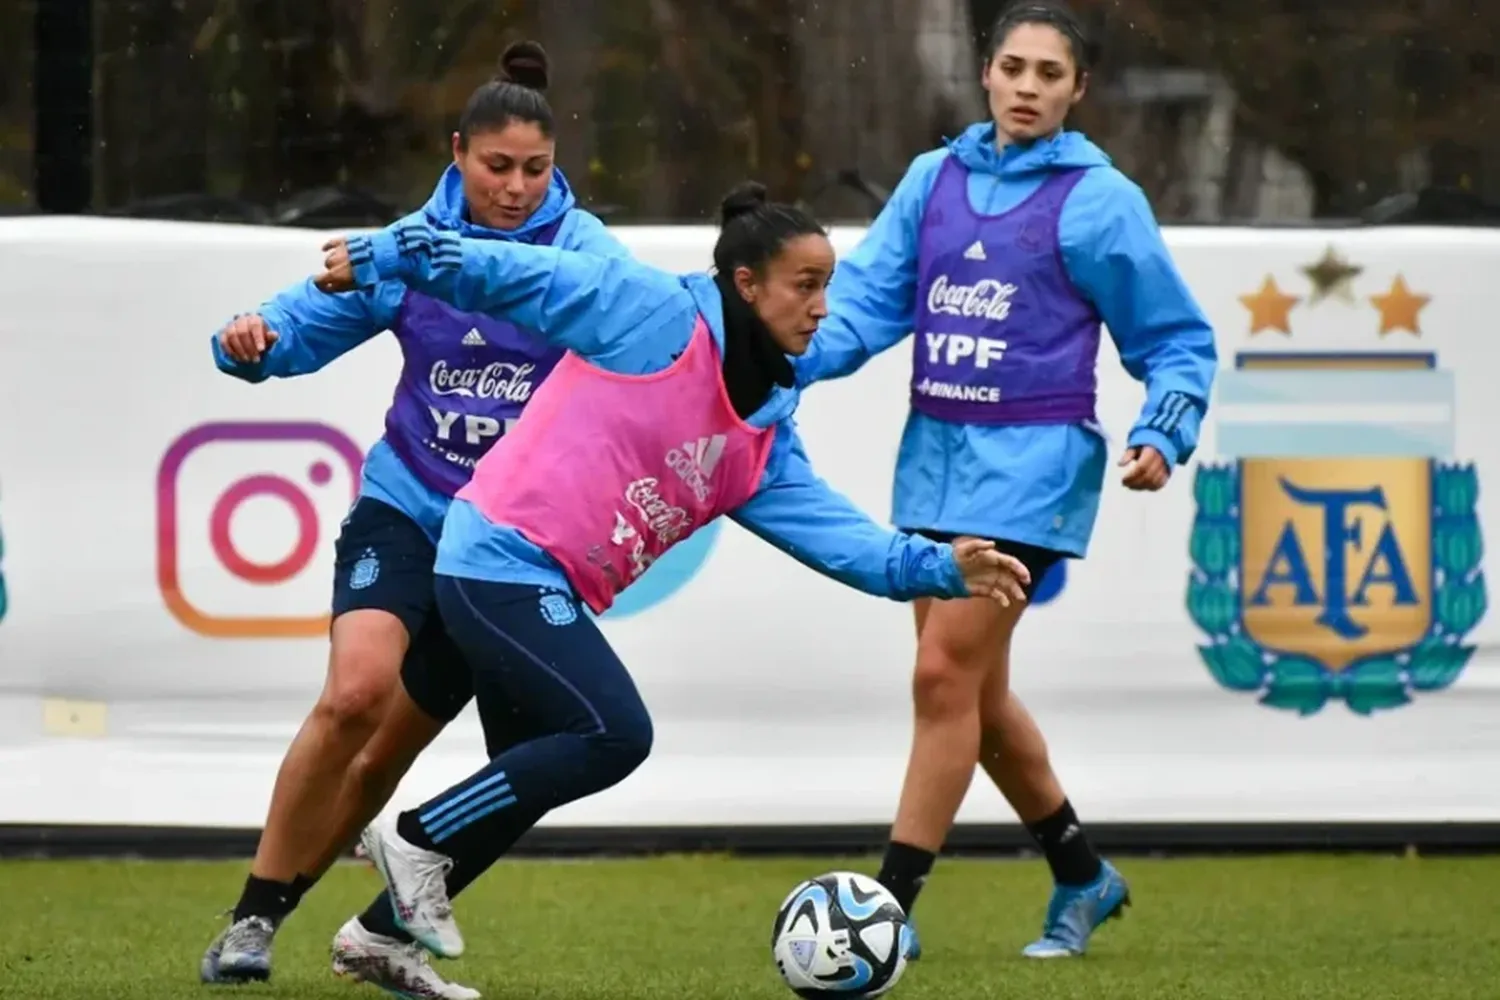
[310,182,1032,962]
[794,0,1218,960]
[200,43,628,997]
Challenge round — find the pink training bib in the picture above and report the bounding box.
[457,316,776,614]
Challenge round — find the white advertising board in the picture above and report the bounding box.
[1,216,1497,829]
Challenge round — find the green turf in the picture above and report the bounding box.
[2,853,1498,999]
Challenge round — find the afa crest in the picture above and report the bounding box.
[538,590,578,627]
[349,548,380,591]
[1187,351,1486,715]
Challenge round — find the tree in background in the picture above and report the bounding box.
[10,0,1498,221]
[1068,0,1500,217]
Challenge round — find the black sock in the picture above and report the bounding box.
[876,841,936,916]
[1024,799,1102,886]
[232,875,298,923]
[288,873,318,908]
[396,809,440,852]
[358,892,413,943]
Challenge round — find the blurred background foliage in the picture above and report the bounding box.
[4,0,1498,224]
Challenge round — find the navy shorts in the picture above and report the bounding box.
[908,529,1067,601]
[330,497,474,725]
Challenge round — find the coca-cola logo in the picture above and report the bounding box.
[623,477,692,545]
[429,360,536,403]
[927,275,1018,322]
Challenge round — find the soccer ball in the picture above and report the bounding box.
[770,871,911,998]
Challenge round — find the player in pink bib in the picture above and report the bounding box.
[312,183,1032,960]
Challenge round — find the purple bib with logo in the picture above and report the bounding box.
[382,218,566,495]
[909,156,1101,425]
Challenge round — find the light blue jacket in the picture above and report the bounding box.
[796,122,1218,557]
[343,220,973,603]
[211,165,628,541]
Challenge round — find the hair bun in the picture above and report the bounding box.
[497,41,549,92]
[719,181,769,224]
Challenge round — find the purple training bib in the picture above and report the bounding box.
[910,156,1102,425]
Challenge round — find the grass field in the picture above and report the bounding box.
[3,853,1499,999]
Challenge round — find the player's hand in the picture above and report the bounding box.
[217,313,279,363]
[314,237,355,293]
[1119,445,1170,491]
[952,537,1030,607]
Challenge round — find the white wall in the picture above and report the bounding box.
[1,216,1497,828]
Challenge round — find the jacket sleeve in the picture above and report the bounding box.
[729,422,969,601]
[1060,170,1219,465]
[793,149,946,387]
[345,219,686,365]
[211,279,402,383]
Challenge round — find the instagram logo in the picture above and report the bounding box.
[157,422,365,637]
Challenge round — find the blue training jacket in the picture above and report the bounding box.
[795,122,1218,557]
[343,220,972,603]
[210,165,629,541]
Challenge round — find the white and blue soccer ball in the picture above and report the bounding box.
[770,871,911,998]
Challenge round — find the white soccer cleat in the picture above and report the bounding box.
[359,814,465,959]
[331,917,480,999]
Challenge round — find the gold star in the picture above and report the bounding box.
[1369,275,1430,336]
[1238,276,1301,335]
[1301,245,1363,305]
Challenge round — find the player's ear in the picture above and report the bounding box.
[732,264,759,304]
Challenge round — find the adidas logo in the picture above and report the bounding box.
[685,435,726,477]
[665,434,727,502]
[963,240,986,261]
[461,328,487,347]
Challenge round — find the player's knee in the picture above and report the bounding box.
[590,701,654,785]
[316,654,398,734]
[911,650,986,719]
[319,609,408,723]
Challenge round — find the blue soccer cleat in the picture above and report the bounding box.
[1021,860,1131,959]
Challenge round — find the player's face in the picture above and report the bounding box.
[982,23,1085,142]
[453,122,556,230]
[735,233,836,356]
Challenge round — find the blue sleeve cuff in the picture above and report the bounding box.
[1127,427,1181,467]
[937,543,968,598]
[347,230,403,289]
[210,329,268,382]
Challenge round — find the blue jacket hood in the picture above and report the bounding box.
[947,121,1111,179]
[419,163,577,242]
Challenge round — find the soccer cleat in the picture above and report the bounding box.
[332,916,481,999]
[360,815,465,959]
[200,914,276,983]
[1021,860,1131,958]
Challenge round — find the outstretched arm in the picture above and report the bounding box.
[729,424,1027,602]
[335,220,686,363]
